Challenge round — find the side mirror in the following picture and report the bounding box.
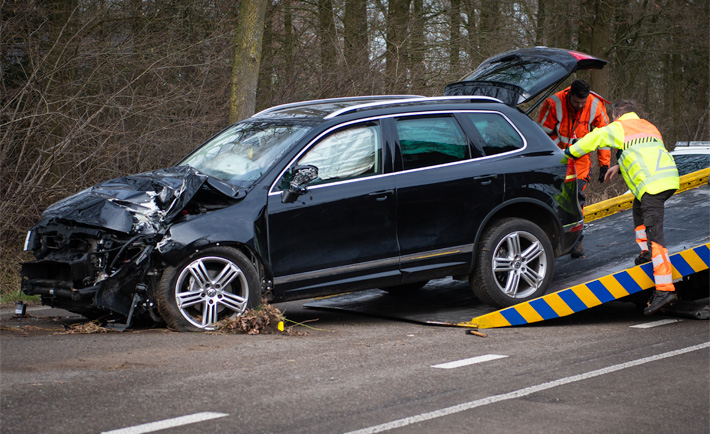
[281,165,318,203]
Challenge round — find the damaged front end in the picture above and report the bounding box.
[21,166,240,325]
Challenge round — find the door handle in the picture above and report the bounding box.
[474,174,495,185]
[369,189,394,201]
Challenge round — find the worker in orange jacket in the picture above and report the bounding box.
[538,79,610,258]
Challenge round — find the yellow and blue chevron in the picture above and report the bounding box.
[461,243,710,329]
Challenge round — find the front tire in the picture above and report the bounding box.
[470,218,554,308]
[157,246,261,331]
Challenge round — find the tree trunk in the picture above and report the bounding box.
[478,0,499,57]
[409,0,426,94]
[449,0,461,75]
[461,0,479,69]
[386,0,411,92]
[229,0,268,123]
[539,0,574,49]
[318,0,337,97]
[578,0,612,99]
[258,3,274,105]
[344,0,368,66]
[536,0,547,46]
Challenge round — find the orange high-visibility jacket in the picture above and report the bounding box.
[538,87,611,180]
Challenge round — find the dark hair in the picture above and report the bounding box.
[570,79,590,98]
[612,100,638,118]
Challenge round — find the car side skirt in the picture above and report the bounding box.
[273,244,474,300]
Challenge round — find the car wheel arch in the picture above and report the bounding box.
[471,198,564,270]
[155,240,271,297]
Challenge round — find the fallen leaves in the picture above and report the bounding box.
[213,304,307,336]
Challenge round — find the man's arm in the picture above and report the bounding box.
[566,121,624,159]
[538,98,558,139]
[592,101,611,181]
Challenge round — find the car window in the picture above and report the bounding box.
[280,122,382,188]
[462,112,524,156]
[179,121,310,186]
[464,58,562,98]
[396,115,470,170]
[671,153,709,177]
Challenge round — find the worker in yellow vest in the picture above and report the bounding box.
[562,100,680,315]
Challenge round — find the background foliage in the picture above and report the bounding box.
[1,0,708,294]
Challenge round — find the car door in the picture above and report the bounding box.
[445,47,608,114]
[267,120,399,297]
[390,113,505,279]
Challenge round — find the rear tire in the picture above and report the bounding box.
[470,218,554,308]
[157,246,261,331]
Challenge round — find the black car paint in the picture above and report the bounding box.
[21,97,582,324]
[157,102,578,299]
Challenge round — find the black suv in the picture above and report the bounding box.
[22,47,604,331]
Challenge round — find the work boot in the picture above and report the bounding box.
[644,290,677,316]
[635,250,652,265]
[570,241,584,259]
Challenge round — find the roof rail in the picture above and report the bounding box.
[253,95,424,117]
[323,95,503,119]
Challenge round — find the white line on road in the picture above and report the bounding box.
[630,319,682,329]
[431,354,508,369]
[101,412,229,434]
[345,342,710,434]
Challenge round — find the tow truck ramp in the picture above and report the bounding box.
[460,243,709,329]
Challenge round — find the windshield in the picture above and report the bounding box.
[180,121,311,186]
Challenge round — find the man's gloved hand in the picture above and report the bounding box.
[598,165,609,183]
[560,149,573,165]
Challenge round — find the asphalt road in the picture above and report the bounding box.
[2,186,708,433]
[1,297,708,434]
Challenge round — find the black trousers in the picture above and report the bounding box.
[632,189,676,248]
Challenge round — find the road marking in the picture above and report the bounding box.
[431,354,508,369]
[345,342,710,434]
[630,319,682,329]
[101,412,228,434]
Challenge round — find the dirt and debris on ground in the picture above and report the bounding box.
[59,321,114,334]
[213,303,308,336]
[1,302,313,336]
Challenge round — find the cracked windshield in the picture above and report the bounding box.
[180,122,310,186]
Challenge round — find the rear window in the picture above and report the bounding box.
[464,58,564,99]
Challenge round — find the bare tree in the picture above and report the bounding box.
[386,0,411,92]
[577,0,612,98]
[344,0,369,65]
[1,0,707,294]
[230,0,269,123]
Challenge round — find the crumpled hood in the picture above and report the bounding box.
[38,166,239,234]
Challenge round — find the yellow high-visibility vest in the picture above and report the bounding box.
[616,117,679,199]
[567,113,679,200]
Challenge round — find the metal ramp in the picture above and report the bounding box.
[460,243,709,329]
